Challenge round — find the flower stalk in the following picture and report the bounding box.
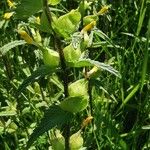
[42,0,70,149]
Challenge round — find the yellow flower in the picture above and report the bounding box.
[36,16,41,25]
[81,20,96,33]
[3,12,14,20]
[7,0,15,8]
[81,116,93,129]
[97,5,110,15]
[18,30,33,44]
[87,66,99,78]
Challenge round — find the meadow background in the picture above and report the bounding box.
[0,0,150,149]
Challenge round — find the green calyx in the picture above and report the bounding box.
[42,48,60,69]
[68,78,88,97]
[63,44,81,66]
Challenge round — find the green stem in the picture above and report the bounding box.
[88,78,93,116]
[42,1,70,149]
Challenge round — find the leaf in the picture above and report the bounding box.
[27,105,73,148]
[0,111,16,116]
[0,40,26,55]
[17,65,53,95]
[15,0,42,19]
[48,0,61,5]
[74,59,120,77]
[52,10,81,38]
[117,83,140,113]
[142,125,150,130]
[40,11,51,33]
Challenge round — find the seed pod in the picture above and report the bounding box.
[59,96,88,113]
[70,131,83,150]
[42,48,60,69]
[68,79,88,97]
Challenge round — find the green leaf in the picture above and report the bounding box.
[48,0,61,5]
[0,111,16,116]
[40,11,51,33]
[118,83,140,111]
[142,125,150,130]
[0,40,26,55]
[52,10,81,38]
[15,0,42,19]
[119,139,128,150]
[59,96,88,113]
[74,59,120,77]
[17,65,53,95]
[27,105,73,148]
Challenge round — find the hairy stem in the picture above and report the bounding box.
[42,0,70,149]
[88,78,93,116]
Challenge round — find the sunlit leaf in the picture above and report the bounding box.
[48,0,61,5]
[0,40,26,55]
[74,59,120,77]
[0,111,16,116]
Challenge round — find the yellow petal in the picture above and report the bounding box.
[97,5,109,15]
[81,116,93,129]
[87,66,99,77]
[81,20,96,33]
[7,0,15,8]
[3,12,14,20]
[18,30,33,44]
[36,16,41,25]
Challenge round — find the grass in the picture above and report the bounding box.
[0,0,150,149]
